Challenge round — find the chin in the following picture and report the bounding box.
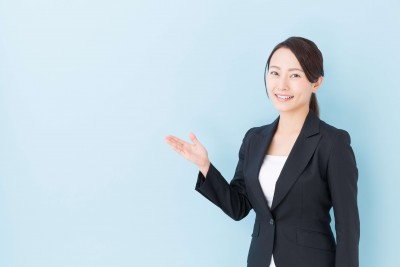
[272,103,294,112]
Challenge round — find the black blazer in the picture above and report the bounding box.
[195,110,359,267]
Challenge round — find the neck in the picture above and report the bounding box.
[276,107,310,135]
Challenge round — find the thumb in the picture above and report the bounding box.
[189,132,200,145]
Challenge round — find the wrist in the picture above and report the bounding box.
[199,160,210,177]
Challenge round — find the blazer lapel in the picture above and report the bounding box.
[246,116,279,215]
[246,110,321,215]
[270,110,321,210]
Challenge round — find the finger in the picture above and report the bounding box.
[165,137,185,152]
[167,136,194,154]
[166,135,188,147]
[189,132,200,145]
[170,143,186,155]
[165,138,184,151]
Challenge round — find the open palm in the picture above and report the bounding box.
[165,132,210,174]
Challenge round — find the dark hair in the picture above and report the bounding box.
[264,37,324,117]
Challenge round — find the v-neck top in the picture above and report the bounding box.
[258,154,288,267]
[258,154,288,208]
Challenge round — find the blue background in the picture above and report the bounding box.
[1,0,399,266]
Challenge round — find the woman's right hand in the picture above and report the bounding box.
[165,132,210,177]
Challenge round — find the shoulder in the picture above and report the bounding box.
[245,125,269,136]
[316,118,357,166]
[243,121,276,139]
[319,119,358,168]
[319,118,352,146]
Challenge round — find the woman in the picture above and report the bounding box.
[165,37,360,267]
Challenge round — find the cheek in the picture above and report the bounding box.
[266,79,274,92]
[266,85,274,97]
[290,81,313,95]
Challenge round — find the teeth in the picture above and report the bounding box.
[277,95,293,99]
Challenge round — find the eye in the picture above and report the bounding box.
[290,73,301,78]
[269,71,279,76]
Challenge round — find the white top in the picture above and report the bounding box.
[258,154,288,267]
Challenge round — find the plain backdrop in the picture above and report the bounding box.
[1,0,399,266]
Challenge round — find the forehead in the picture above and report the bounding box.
[269,48,301,69]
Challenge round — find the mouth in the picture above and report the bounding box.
[275,94,294,102]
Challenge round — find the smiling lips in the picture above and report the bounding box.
[275,94,294,102]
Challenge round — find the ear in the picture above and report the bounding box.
[312,76,323,93]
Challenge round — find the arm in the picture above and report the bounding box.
[327,130,360,267]
[195,130,253,221]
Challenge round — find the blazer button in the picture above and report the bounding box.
[269,219,274,225]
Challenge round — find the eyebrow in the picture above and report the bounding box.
[270,65,304,72]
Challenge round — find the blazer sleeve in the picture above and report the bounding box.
[194,129,253,221]
[327,130,360,267]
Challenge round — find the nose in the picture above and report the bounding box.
[276,75,289,91]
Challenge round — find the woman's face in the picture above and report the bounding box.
[266,47,322,115]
